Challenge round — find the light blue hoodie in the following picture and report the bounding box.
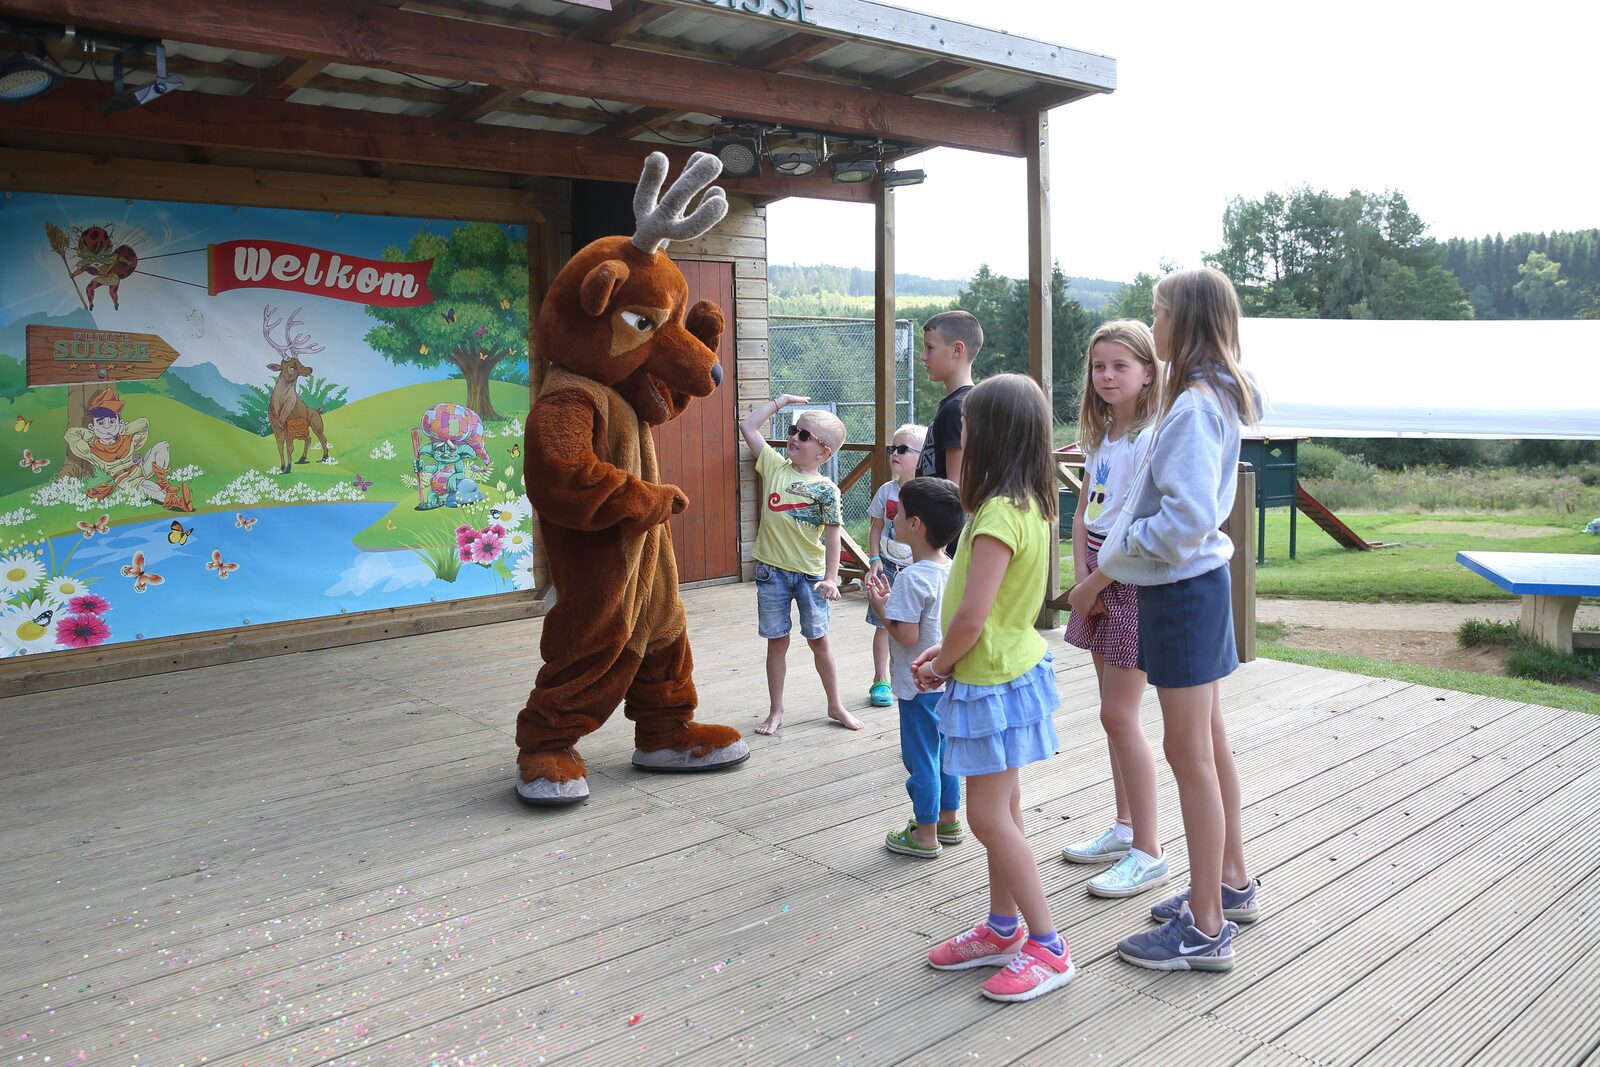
[1095,375,1261,587]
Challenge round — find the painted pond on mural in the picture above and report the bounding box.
[15,502,515,650]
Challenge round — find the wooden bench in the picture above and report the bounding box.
[1456,550,1600,655]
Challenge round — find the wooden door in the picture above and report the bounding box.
[652,259,739,582]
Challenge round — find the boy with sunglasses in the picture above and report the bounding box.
[864,423,927,709]
[739,394,860,735]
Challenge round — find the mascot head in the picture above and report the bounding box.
[537,152,730,425]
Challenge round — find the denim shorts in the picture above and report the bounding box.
[1135,562,1239,689]
[756,562,831,639]
[864,558,902,627]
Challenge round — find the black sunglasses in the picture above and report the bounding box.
[789,426,817,443]
[885,444,915,455]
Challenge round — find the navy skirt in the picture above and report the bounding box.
[1135,562,1239,689]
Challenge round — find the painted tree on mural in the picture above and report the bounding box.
[363,222,528,422]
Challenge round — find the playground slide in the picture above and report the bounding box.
[1296,483,1387,550]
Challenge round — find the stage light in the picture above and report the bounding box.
[767,131,822,176]
[830,156,878,184]
[711,124,763,178]
[0,41,64,104]
[101,40,182,115]
[881,168,926,188]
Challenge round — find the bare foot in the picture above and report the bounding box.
[755,709,784,735]
[828,706,864,731]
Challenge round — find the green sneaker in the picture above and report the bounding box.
[869,680,893,707]
[885,825,940,858]
[905,818,965,845]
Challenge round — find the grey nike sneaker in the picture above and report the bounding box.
[1149,876,1260,924]
[1118,903,1237,971]
[1061,824,1133,864]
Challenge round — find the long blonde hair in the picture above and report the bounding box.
[959,374,1056,523]
[1153,267,1259,425]
[1077,319,1164,452]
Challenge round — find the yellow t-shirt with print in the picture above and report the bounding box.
[942,495,1049,685]
[754,444,843,576]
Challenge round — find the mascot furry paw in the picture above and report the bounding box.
[514,151,750,806]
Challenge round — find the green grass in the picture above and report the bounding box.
[1249,508,1600,603]
[1256,639,1600,715]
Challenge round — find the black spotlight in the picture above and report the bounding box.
[101,40,182,115]
[830,155,878,184]
[0,41,65,104]
[881,168,926,189]
[711,124,763,179]
[767,131,822,176]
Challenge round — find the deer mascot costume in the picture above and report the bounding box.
[514,152,749,805]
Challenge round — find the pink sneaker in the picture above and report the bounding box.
[927,922,1027,970]
[980,939,1075,1002]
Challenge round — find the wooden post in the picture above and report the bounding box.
[1027,109,1057,627]
[1226,463,1257,663]
[873,176,896,494]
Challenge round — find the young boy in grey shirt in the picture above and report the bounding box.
[863,477,967,858]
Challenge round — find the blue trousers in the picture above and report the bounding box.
[901,692,961,824]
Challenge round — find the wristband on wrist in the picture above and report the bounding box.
[869,555,880,563]
[926,662,953,681]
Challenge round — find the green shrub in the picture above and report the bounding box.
[1457,618,1518,647]
[1504,643,1599,685]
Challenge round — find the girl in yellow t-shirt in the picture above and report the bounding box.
[911,373,1071,1004]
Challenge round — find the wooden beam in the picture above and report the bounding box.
[999,83,1096,116]
[887,60,974,97]
[0,147,550,222]
[1027,109,1057,627]
[246,56,323,100]
[570,0,674,43]
[435,85,525,123]
[873,175,896,495]
[0,0,1025,155]
[2,81,872,203]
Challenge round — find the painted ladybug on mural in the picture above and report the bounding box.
[69,224,140,311]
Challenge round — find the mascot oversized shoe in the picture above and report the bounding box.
[516,729,751,806]
[631,721,750,773]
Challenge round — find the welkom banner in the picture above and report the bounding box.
[0,193,533,659]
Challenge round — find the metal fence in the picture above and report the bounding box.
[768,316,915,532]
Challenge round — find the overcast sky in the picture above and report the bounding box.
[766,0,1599,284]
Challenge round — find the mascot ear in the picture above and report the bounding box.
[580,260,630,318]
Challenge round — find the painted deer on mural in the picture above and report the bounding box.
[262,305,332,473]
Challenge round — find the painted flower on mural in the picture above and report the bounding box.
[43,574,92,607]
[0,551,46,596]
[0,507,39,528]
[68,592,111,616]
[501,527,534,556]
[488,496,530,528]
[55,612,111,649]
[458,523,507,565]
[455,523,476,550]
[511,552,537,591]
[0,599,61,656]
[207,469,369,508]
[369,439,398,461]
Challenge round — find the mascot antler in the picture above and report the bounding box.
[631,151,729,255]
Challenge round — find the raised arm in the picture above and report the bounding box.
[738,393,809,456]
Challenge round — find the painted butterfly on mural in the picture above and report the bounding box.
[168,520,193,545]
[507,443,521,458]
[384,518,398,531]
[206,549,239,580]
[235,512,257,531]
[499,296,511,310]
[120,551,164,593]
[19,449,49,473]
[440,308,456,324]
[76,513,111,537]
[13,415,31,432]
[418,343,429,356]
[472,324,489,340]
[353,472,373,492]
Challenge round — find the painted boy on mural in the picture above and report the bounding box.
[63,388,196,512]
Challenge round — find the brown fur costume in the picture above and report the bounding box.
[515,153,748,805]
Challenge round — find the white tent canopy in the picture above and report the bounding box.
[1238,319,1600,440]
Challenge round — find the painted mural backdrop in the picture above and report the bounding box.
[0,193,532,658]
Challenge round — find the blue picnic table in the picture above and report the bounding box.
[1456,550,1600,655]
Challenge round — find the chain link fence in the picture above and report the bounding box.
[768,316,915,535]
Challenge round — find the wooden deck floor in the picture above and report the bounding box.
[3,582,1599,1067]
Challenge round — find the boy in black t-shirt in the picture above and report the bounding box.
[915,310,980,484]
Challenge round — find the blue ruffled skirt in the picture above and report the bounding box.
[937,653,1060,777]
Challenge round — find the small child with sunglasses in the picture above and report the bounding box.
[864,423,928,709]
[739,394,862,735]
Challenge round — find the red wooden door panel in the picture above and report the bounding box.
[651,260,738,582]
